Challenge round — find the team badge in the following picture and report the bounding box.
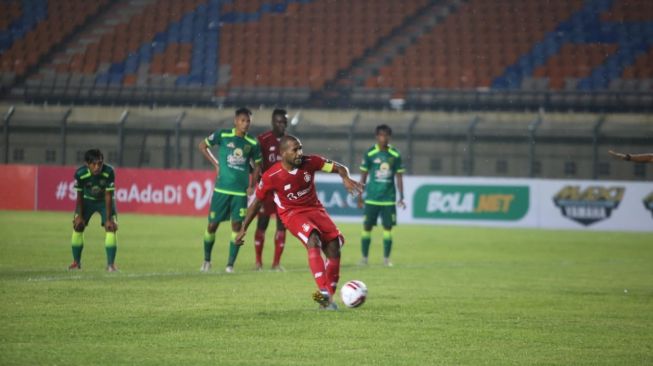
[304,173,311,182]
[302,223,310,232]
[244,145,251,154]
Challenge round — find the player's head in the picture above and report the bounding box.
[271,109,288,136]
[280,135,303,167]
[234,107,252,135]
[84,149,104,175]
[375,124,392,147]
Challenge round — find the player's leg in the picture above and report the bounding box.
[322,237,341,296]
[271,216,286,270]
[99,201,118,271]
[360,204,378,264]
[69,204,88,270]
[381,205,397,267]
[225,195,247,272]
[202,192,226,272]
[306,230,335,308]
[254,211,271,270]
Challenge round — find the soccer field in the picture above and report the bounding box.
[0,211,651,365]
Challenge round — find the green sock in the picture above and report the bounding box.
[361,230,371,258]
[227,232,239,266]
[383,230,392,259]
[105,232,117,265]
[203,230,216,261]
[71,231,84,263]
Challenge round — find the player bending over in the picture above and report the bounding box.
[68,149,118,272]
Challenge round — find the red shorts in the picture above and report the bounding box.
[258,194,277,217]
[284,208,344,248]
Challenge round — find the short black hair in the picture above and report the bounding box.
[376,124,392,135]
[235,107,252,117]
[272,108,287,118]
[84,149,103,163]
[280,134,300,151]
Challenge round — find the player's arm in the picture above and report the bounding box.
[235,196,263,245]
[104,190,118,232]
[608,150,653,163]
[104,171,117,231]
[325,160,364,196]
[248,161,261,196]
[396,172,406,209]
[198,139,219,172]
[73,174,85,231]
[357,171,368,208]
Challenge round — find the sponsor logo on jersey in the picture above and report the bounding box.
[553,185,625,226]
[227,148,247,167]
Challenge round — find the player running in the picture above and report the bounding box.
[68,149,119,272]
[254,109,288,271]
[199,107,262,273]
[235,135,364,310]
[357,124,405,267]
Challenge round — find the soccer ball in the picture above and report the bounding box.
[340,280,367,308]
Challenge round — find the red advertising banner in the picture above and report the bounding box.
[0,164,36,210]
[37,166,216,216]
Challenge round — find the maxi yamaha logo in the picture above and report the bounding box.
[553,185,625,226]
[644,191,653,218]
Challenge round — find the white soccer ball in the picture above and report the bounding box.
[340,280,367,308]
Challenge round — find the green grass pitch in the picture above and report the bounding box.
[0,210,652,365]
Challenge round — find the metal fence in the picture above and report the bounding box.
[2,104,652,180]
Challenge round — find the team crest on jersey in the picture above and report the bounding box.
[270,146,276,151]
[553,185,625,226]
[244,145,251,154]
[388,157,395,165]
[304,173,311,182]
[302,223,310,232]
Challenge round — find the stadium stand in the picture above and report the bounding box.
[0,0,651,111]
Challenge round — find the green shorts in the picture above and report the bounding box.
[208,191,247,223]
[75,198,118,227]
[363,203,396,228]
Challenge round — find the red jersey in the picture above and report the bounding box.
[257,130,283,173]
[255,155,335,221]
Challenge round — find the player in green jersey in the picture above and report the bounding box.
[68,149,118,272]
[199,107,262,273]
[357,125,405,267]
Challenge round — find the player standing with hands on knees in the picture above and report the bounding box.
[235,135,364,310]
[68,149,119,272]
[358,124,405,267]
[199,107,262,273]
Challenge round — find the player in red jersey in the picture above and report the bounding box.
[254,109,288,271]
[236,135,364,310]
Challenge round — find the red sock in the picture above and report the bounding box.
[325,256,340,295]
[307,246,329,291]
[254,229,265,266]
[272,230,285,267]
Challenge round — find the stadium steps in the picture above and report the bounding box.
[309,0,464,106]
[2,0,116,101]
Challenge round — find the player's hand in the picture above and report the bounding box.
[343,177,364,197]
[357,198,364,209]
[234,230,246,246]
[397,199,406,210]
[73,215,85,231]
[608,150,626,160]
[105,219,118,232]
[246,186,255,197]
